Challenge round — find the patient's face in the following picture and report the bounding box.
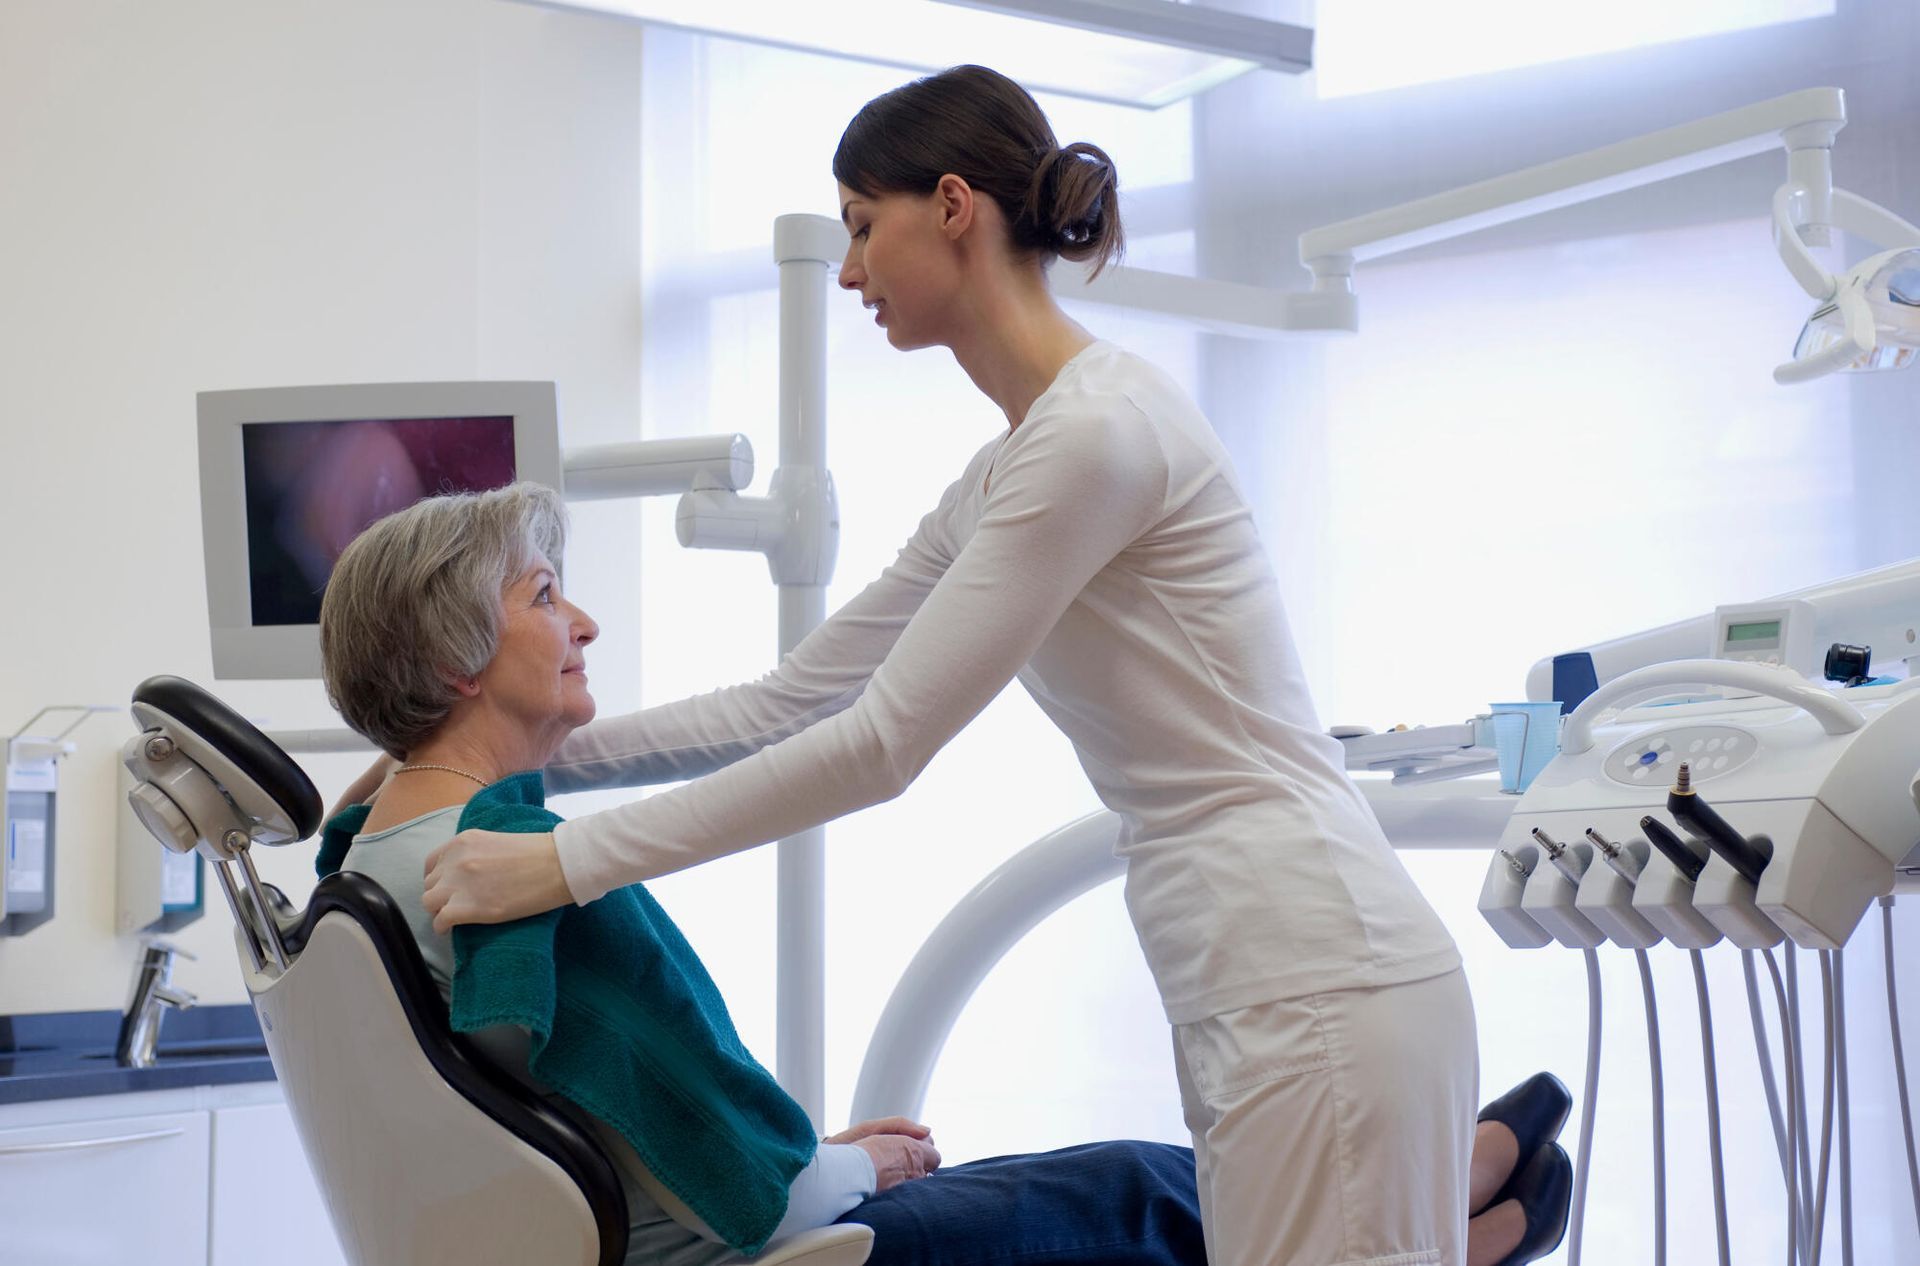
[474,551,599,754]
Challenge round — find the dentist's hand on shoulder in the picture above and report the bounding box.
[826,1117,941,1192]
[423,829,574,934]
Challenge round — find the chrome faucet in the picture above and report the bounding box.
[115,939,197,1068]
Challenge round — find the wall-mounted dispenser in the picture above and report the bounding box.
[3,706,112,936]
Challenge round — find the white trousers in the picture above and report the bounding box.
[1171,967,1478,1266]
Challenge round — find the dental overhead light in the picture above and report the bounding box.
[511,0,1313,109]
[1775,231,1920,383]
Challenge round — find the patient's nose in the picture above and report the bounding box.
[570,601,599,645]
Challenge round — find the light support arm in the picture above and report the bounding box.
[675,215,844,590]
[1296,87,1849,311]
[563,433,754,500]
[1058,90,1865,345]
[1057,259,1361,338]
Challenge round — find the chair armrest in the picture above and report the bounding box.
[754,1223,875,1266]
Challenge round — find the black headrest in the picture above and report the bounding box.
[292,871,630,1265]
[132,675,325,840]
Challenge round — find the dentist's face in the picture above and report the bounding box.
[837,182,963,351]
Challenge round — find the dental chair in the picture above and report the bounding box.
[121,675,874,1266]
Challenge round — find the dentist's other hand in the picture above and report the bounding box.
[423,829,572,934]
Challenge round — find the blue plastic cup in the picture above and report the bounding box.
[1490,701,1562,794]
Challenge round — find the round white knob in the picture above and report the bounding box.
[127,784,197,854]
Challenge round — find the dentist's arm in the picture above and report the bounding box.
[541,460,976,793]
[424,404,1167,925]
[550,404,1169,905]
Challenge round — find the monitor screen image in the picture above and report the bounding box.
[199,381,562,679]
[241,415,517,626]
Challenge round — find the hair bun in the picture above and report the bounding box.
[1024,142,1121,268]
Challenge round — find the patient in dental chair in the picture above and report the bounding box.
[316,484,1561,1266]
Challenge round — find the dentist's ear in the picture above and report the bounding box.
[936,173,975,240]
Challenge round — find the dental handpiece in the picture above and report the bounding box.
[1667,763,1771,885]
[1641,814,1708,883]
[1586,828,1642,885]
[1530,827,1588,886]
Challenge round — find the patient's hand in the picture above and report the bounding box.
[849,1132,941,1193]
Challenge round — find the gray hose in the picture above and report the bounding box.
[1567,947,1602,1266]
[1883,897,1920,1243]
[1691,949,1732,1266]
[1636,947,1667,1266]
[1745,948,1798,1264]
[1831,949,1853,1266]
[1807,952,1836,1266]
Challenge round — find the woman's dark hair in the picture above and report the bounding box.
[833,65,1124,278]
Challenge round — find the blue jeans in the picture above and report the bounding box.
[837,1140,1205,1266]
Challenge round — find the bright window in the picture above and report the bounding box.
[1311,216,1853,727]
[1315,0,1836,98]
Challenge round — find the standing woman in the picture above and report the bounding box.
[421,65,1478,1266]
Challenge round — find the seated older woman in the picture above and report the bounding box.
[318,483,1565,1266]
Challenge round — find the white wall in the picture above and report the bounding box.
[0,0,646,1015]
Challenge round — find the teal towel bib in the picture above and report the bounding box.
[317,772,817,1253]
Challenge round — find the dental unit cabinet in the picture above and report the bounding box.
[1456,566,1920,1265]
[1480,661,1920,952]
[1481,557,1920,953]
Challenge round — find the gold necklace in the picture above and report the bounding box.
[394,763,492,789]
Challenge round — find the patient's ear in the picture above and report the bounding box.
[445,670,482,699]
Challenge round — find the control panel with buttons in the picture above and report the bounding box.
[1605,726,1757,786]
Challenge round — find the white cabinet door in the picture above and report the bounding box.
[0,1108,209,1266]
[209,1101,348,1266]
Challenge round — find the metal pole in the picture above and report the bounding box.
[777,589,828,1127]
[773,218,837,1127]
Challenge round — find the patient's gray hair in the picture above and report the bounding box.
[319,482,567,758]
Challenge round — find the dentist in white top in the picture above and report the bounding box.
[416,63,1480,1266]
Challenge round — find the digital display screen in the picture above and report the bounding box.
[241,416,516,627]
[1726,619,1783,645]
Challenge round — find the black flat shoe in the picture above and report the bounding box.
[1494,1142,1573,1266]
[1476,1071,1571,1211]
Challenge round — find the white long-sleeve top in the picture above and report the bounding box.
[550,341,1458,1022]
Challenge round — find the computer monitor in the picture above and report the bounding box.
[198,381,564,680]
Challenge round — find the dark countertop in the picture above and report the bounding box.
[0,1005,275,1106]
